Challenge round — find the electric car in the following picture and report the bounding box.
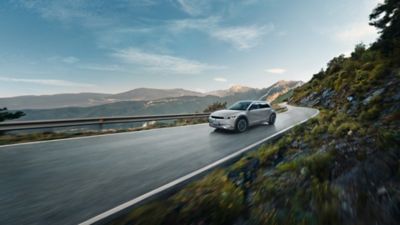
[208,100,276,132]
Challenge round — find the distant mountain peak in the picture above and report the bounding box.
[207,85,256,97]
[259,80,304,102]
[228,85,253,93]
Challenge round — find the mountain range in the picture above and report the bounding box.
[2,80,303,120]
[0,88,206,110]
[0,80,302,110]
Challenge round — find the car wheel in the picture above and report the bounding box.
[235,118,248,132]
[269,113,276,125]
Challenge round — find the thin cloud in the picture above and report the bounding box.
[62,56,79,64]
[113,48,224,74]
[214,77,227,82]
[335,22,377,42]
[167,17,219,31]
[0,76,94,87]
[265,68,286,74]
[168,17,272,50]
[13,0,157,28]
[211,25,273,50]
[80,64,125,72]
[14,0,112,28]
[176,0,209,16]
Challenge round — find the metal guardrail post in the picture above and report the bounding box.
[98,119,104,131]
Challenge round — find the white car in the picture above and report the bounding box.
[208,100,276,132]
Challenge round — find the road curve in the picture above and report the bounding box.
[0,105,318,225]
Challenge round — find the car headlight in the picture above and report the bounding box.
[226,115,237,119]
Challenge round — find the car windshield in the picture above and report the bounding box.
[228,101,252,110]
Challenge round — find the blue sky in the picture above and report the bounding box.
[0,0,381,97]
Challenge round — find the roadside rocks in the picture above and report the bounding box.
[299,91,320,107]
[392,91,400,101]
[347,95,355,102]
[228,157,260,188]
[362,88,385,105]
[291,140,308,150]
[291,140,299,148]
[334,149,399,190]
[228,157,260,205]
[299,88,337,109]
[346,100,359,115]
[321,88,336,108]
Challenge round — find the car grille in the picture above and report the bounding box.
[211,116,224,119]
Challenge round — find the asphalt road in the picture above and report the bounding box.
[0,105,318,225]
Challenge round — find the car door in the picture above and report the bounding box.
[247,103,264,124]
[259,103,272,122]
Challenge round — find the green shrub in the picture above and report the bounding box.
[360,105,380,121]
[112,202,171,225]
[172,170,244,225]
[255,145,280,166]
[310,178,340,225]
[369,63,387,81]
[277,160,299,172]
[277,151,334,181]
[334,121,360,137]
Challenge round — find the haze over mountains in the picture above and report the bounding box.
[0,88,206,110]
[1,80,303,110]
[1,80,303,120]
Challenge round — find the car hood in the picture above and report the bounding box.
[210,109,242,117]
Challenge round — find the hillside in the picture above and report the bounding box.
[0,93,111,110]
[110,1,400,224]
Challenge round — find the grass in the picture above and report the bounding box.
[111,170,244,225]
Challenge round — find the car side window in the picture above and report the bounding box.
[260,103,270,108]
[249,103,260,110]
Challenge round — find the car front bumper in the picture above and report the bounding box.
[208,117,236,130]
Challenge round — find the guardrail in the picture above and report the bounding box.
[0,113,210,132]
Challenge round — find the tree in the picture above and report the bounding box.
[369,0,400,50]
[326,54,346,73]
[203,102,227,113]
[0,108,25,122]
[351,43,367,59]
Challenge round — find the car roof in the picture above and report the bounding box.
[238,100,269,104]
